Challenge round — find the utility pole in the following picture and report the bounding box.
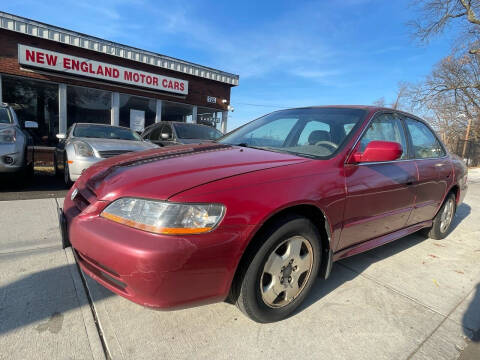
[462,117,472,164]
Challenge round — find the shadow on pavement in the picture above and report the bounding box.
[0,263,113,336]
[0,168,68,201]
[297,203,473,334]
[463,284,480,342]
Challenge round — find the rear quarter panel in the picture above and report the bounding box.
[451,154,468,204]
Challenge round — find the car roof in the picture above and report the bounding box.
[74,123,133,130]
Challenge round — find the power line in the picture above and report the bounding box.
[233,102,287,109]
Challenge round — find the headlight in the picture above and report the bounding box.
[0,128,16,143]
[73,141,94,157]
[100,198,225,235]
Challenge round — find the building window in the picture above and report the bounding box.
[162,101,193,122]
[119,94,156,131]
[67,86,111,128]
[2,76,59,146]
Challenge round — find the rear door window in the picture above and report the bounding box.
[0,108,12,124]
[405,118,445,159]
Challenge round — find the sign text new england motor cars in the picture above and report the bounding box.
[18,44,189,95]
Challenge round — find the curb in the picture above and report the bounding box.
[64,247,107,360]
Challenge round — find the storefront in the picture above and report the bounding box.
[0,12,238,149]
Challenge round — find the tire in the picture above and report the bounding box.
[234,215,322,323]
[424,193,456,240]
[64,156,72,187]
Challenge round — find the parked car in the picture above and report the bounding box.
[141,121,223,146]
[0,103,37,179]
[61,106,468,323]
[55,123,158,185]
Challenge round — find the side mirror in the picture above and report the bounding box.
[56,134,66,140]
[24,121,38,129]
[350,141,403,163]
[161,133,169,140]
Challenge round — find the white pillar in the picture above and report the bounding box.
[192,105,197,123]
[0,74,3,103]
[221,111,228,133]
[58,84,67,135]
[111,92,119,126]
[155,99,163,123]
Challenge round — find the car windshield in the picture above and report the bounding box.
[73,124,142,141]
[174,123,223,140]
[0,108,12,124]
[218,108,367,159]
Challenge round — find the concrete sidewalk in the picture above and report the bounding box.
[84,180,480,360]
[0,198,104,360]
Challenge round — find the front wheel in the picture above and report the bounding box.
[235,215,321,323]
[424,193,456,240]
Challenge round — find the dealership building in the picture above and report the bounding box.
[0,11,239,150]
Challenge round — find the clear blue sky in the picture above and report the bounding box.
[3,0,454,131]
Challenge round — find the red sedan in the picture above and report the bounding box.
[61,106,468,323]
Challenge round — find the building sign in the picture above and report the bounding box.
[18,44,188,95]
[206,96,216,104]
[199,114,221,123]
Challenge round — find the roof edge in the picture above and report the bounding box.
[0,11,239,86]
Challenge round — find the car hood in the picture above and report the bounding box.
[0,123,15,131]
[74,137,157,151]
[78,143,309,201]
[177,138,216,144]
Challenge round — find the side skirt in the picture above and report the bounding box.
[332,220,432,262]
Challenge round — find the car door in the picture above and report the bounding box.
[403,117,452,225]
[338,112,418,250]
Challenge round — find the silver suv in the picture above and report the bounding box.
[0,103,38,178]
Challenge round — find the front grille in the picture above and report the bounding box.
[75,250,127,292]
[73,191,90,211]
[98,150,133,158]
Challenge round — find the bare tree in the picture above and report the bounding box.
[410,0,480,54]
[391,82,411,110]
[407,49,480,147]
[372,97,386,107]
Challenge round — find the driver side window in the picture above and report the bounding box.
[360,114,408,160]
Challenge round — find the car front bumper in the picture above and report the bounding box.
[63,189,250,309]
[69,157,103,181]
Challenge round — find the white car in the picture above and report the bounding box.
[55,123,158,185]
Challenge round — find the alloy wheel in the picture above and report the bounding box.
[260,236,313,308]
[440,197,455,233]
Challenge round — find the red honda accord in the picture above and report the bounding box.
[61,106,468,323]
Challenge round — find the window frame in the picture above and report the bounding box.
[399,114,448,161]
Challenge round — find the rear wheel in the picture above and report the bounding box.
[424,193,456,240]
[234,215,321,323]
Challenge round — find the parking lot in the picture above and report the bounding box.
[0,170,479,360]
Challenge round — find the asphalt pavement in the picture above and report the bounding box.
[0,168,68,201]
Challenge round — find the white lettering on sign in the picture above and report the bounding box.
[207,96,216,103]
[18,44,189,95]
